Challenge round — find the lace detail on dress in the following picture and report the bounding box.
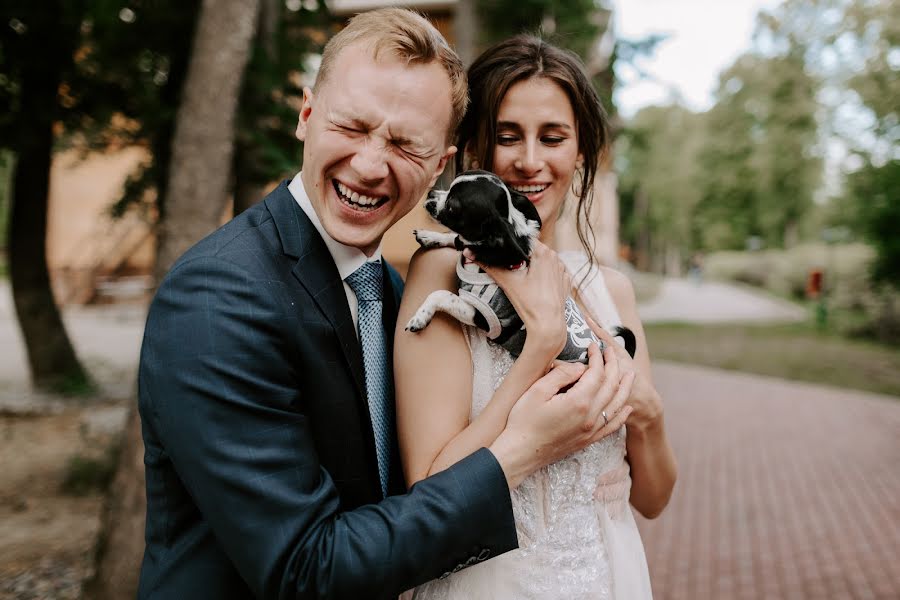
[414,254,652,600]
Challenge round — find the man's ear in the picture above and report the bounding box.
[429,145,458,188]
[296,87,314,142]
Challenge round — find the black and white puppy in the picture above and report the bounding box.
[407,170,636,362]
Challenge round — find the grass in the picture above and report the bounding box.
[645,321,900,397]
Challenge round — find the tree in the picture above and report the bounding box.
[232,0,329,215]
[86,1,260,596]
[153,0,262,279]
[618,105,705,272]
[0,1,93,393]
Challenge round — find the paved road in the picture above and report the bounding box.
[639,277,807,323]
[1,282,898,598]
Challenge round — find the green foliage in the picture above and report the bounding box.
[233,3,331,193]
[475,0,615,108]
[843,159,900,285]
[704,243,875,299]
[704,243,899,344]
[616,0,900,275]
[617,105,705,268]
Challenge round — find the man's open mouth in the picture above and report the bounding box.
[333,180,388,211]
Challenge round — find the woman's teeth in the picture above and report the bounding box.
[513,184,548,194]
[335,181,384,210]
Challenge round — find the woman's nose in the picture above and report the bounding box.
[514,142,545,175]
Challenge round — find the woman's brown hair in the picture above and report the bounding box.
[456,35,610,272]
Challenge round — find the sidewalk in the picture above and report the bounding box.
[638,361,900,599]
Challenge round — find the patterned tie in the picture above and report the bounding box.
[345,261,393,497]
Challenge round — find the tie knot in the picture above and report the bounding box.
[346,261,383,302]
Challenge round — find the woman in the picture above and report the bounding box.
[395,35,677,599]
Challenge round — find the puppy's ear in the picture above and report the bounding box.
[509,190,541,229]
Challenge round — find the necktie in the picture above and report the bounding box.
[345,261,393,497]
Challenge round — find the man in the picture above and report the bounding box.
[138,8,625,599]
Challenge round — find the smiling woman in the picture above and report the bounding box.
[399,34,677,600]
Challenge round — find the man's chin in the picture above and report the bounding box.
[326,225,382,256]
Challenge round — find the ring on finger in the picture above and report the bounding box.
[602,410,609,426]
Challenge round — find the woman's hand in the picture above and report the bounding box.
[588,318,664,434]
[469,241,571,358]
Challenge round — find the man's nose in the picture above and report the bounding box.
[350,139,389,182]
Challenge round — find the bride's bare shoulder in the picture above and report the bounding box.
[405,246,458,291]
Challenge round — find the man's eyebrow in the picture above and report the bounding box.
[329,111,371,129]
[389,130,432,152]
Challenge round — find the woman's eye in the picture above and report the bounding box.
[497,135,518,145]
[542,136,565,145]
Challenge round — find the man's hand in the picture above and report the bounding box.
[489,343,635,488]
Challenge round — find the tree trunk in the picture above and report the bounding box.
[633,186,651,272]
[82,408,145,600]
[454,0,480,66]
[233,0,280,217]
[153,0,262,282]
[88,2,261,597]
[8,1,92,394]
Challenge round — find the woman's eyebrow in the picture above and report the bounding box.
[497,120,574,131]
[496,121,522,131]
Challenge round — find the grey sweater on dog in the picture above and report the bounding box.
[456,258,601,362]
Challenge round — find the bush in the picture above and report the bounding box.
[705,243,897,344]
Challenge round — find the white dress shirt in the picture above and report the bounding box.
[288,172,382,330]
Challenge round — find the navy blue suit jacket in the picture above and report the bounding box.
[137,182,518,599]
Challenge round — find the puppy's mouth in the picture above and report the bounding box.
[333,180,388,211]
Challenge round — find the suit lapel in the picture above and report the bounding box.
[265,183,367,402]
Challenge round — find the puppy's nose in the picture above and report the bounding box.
[424,198,437,217]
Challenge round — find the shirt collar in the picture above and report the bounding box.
[288,172,382,280]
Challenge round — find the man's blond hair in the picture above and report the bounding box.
[314,8,467,138]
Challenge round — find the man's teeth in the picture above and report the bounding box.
[513,184,548,194]
[337,181,382,206]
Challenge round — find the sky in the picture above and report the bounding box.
[613,0,785,118]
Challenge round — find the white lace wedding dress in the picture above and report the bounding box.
[413,253,653,600]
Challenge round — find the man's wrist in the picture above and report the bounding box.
[488,430,533,490]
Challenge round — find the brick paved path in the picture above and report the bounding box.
[636,361,900,600]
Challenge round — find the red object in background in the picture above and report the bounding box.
[806,269,823,299]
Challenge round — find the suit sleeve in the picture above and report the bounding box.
[139,255,518,600]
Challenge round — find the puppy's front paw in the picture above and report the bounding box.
[405,314,430,332]
[414,229,450,249]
